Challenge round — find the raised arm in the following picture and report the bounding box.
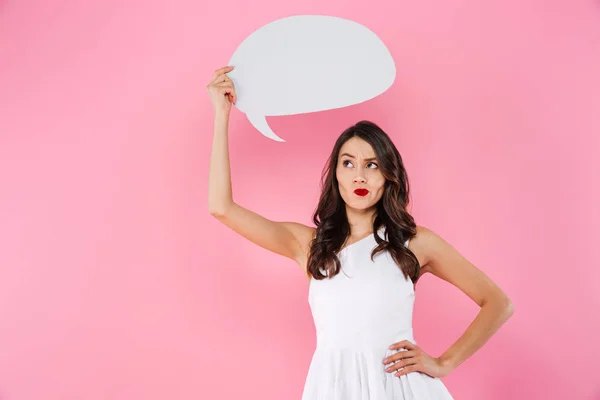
[206,66,314,269]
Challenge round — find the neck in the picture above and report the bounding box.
[345,206,377,237]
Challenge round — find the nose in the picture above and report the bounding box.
[353,175,366,184]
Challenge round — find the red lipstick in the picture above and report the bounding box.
[354,188,369,196]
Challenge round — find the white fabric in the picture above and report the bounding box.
[302,227,454,399]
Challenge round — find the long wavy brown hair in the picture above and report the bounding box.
[306,120,420,283]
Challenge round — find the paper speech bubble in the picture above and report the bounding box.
[227,15,396,142]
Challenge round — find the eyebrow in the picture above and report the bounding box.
[340,153,378,161]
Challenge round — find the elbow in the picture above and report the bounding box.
[209,208,226,218]
[505,297,515,317]
[208,197,234,217]
[498,295,515,320]
[483,294,514,320]
[209,202,233,218]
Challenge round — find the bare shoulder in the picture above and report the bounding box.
[409,225,439,250]
[408,225,453,270]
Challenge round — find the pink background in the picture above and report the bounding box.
[1,0,599,399]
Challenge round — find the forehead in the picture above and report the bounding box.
[338,137,376,159]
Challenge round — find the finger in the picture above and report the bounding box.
[213,82,232,92]
[211,66,233,81]
[388,340,417,351]
[211,66,234,81]
[221,89,235,105]
[214,83,236,104]
[215,81,233,88]
[383,350,416,366]
[210,74,225,85]
[208,78,234,94]
[385,354,417,372]
[400,355,418,368]
[219,87,233,98]
[395,364,418,377]
[212,73,231,85]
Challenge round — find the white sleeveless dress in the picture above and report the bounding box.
[302,227,454,399]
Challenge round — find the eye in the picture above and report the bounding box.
[367,162,378,169]
[342,160,354,167]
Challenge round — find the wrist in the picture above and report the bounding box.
[214,108,230,119]
[437,355,457,372]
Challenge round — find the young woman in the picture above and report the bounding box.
[207,65,514,399]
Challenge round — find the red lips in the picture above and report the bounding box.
[354,188,369,196]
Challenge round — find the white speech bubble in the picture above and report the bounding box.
[227,15,396,142]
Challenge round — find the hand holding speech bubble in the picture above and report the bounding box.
[226,15,396,142]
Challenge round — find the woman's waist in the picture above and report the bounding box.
[315,327,415,350]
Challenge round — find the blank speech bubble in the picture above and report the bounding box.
[227,15,396,142]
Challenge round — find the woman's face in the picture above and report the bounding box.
[336,137,385,210]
